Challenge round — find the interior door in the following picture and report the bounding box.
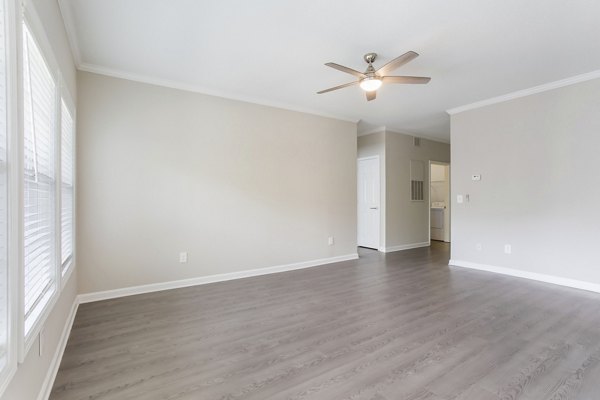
[357,157,380,249]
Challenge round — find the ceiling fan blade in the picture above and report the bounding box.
[317,81,358,94]
[383,76,431,84]
[376,51,419,76]
[366,91,376,101]
[325,63,366,78]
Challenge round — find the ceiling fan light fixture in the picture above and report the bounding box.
[359,77,382,92]
[318,51,429,100]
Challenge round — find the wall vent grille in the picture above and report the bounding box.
[411,180,424,201]
[410,160,425,201]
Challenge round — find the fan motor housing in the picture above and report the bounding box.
[363,53,377,64]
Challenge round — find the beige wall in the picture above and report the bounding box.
[451,77,600,285]
[0,1,78,399]
[385,131,450,249]
[76,71,358,294]
[1,273,77,400]
[357,132,386,249]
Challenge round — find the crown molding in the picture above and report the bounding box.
[385,128,450,144]
[57,0,82,66]
[78,63,359,124]
[357,126,386,137]
[358,126,450,144]
[358,126,450,145]
[447,69,600,115]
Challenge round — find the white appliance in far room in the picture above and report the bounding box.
[430,202,445,241]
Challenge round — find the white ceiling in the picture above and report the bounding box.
[60,0,600,141]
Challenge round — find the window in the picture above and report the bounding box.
[60,100,73,275]
[0,0,8,373]
[22,22,57,337]
[0,3,76,394]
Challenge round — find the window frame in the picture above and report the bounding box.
[0,0,19,393]
[59,90,75,288]
[0,0,77,392]
[19,11,59,359]
[18,0,76,360]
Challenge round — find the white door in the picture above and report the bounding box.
[357,157,380,249]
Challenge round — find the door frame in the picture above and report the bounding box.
[428,161,451,243]
[357,155,382,251]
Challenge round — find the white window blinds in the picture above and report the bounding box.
[60,100,73,273]
[0,0,8,370]
[22,23,56,335]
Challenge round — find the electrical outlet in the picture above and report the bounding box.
[328,237,334,246]
[179,252,188,263]
[476,243,482,251]
[504,244,512,254]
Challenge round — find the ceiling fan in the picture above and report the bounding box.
[317,51,430,101]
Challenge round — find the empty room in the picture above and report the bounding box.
[0,0,599,399]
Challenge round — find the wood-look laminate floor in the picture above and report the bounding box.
[51,243,600,400]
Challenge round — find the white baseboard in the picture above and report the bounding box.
[34,252,358,398]
[449,259,600,294]
[380,242,430,253]
[32,254,598,400]
[37,298,79,400]
[79,253,359,303]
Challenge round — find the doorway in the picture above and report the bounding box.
[429,161,450,243]
[357,156,380,249]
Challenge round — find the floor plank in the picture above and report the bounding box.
[50,243,600,399]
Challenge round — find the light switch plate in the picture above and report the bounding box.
[472,174,481,181]
[179,252,188,263]
[457,195,463,204]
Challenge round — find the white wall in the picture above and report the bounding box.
[430,163,450,242]
[430,182,446,202]
[357,132,386,249]
[385,131,450,250]
[1,0,78,399]
[430,164,448,203]
[76,71,358,294]
[430,163,446,183]
[451,77,600,287]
